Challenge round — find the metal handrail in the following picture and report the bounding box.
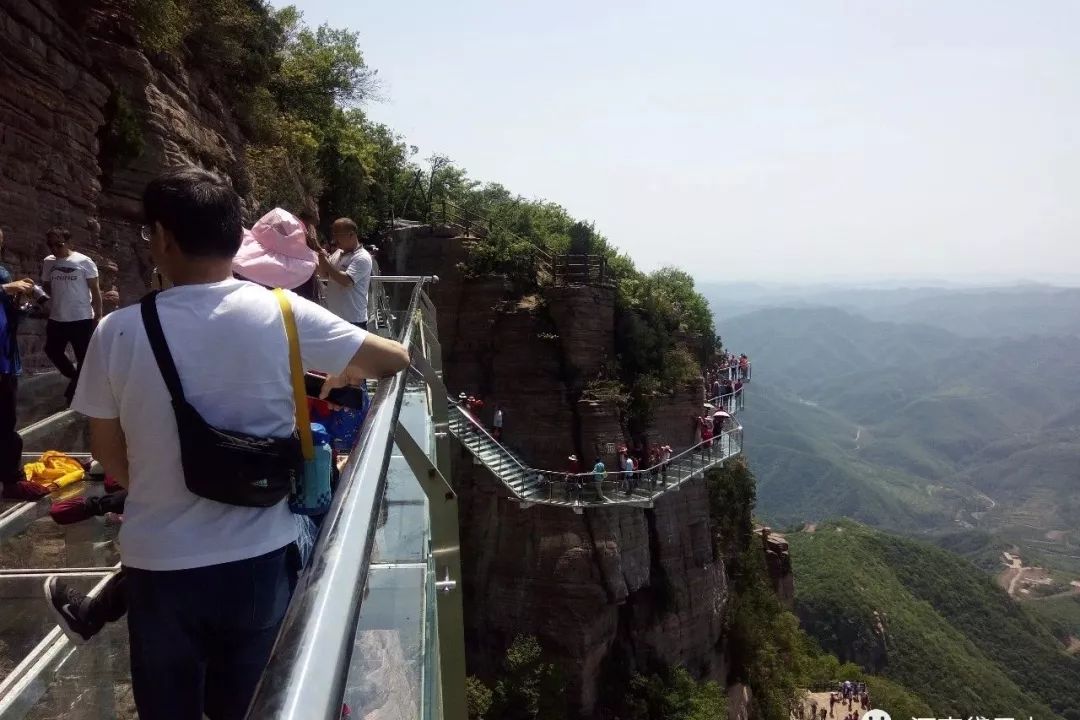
[706,388,745,412]
[707,361,752,379]
[247,279,429,720]
[447,402,532,499]
[447,393,742,499]
[539,429,741,485]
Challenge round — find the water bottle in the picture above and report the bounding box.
[290,423,333,516]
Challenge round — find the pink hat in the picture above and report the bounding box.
[232,208,317,290]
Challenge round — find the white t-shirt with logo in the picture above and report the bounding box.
[41,251,98,322]
[324,247,373,324]
[71,279,367,571]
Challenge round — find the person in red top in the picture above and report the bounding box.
[696,415,713,449]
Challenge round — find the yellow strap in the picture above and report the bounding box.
[275,289,314,461]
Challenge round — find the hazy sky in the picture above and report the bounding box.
[282,1,1080,282]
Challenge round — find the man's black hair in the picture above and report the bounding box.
[332,217,358,233]
[143,166,242,258]
[46,227,71,243]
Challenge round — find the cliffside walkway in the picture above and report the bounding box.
[0,278,470,720]
[447,400,743,511]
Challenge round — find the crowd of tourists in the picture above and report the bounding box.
[798,681,873,720]
[457,388,745,503]
[453,346,750,504]
[0,166,408,719]
[705,353,749,405]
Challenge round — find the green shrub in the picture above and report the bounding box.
[466,676,493,720]
[623,668,729,720]
[134,0,191,54]
[488,635,565,720]
[102,90,144,167]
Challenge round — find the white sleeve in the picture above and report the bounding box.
[288,291,367,374]
[71,322,119,419]
[344,252,372,284]
[40,258,53,283]
[84,257,99,279]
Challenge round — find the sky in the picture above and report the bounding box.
[280,1,1080,283]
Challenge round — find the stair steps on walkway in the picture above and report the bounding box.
[446,400,743,509]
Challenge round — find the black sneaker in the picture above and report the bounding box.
[44,576,97,644]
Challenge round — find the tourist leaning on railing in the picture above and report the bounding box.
[61,167,409,720]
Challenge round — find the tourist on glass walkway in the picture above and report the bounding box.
[41,226,102,406]
[566,454,581,500]
[0,227,48,500]
[492,403,504,440]
[66,167,409,720]
[593,457,607,500]
[319,217,373,330]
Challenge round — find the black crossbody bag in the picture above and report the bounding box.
[140,292,303,507]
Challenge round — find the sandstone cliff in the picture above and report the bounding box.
[390,227,733,716]
[0,0,249,369]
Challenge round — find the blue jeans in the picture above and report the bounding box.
[125,545,298,720]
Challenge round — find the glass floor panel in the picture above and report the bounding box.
[18,620,134,720]
[0,573,125,720]
[0,515,118,570]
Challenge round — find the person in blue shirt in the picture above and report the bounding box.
[0,228,49,500]
[592,457,607,500]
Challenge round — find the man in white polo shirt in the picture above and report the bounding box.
[41,227,101,405]
[65,167,409,719]
[319,217,373,329]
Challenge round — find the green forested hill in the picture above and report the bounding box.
[724,305,1080,555]
[744,384,956,530]
[788,521,1080,720]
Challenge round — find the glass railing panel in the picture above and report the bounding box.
[342,562,427,720]
[372,390,431,566]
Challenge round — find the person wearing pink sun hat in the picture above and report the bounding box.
[232,208,319,300]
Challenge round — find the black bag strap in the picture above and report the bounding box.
[140,291,186,402]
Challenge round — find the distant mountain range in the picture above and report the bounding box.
[704,282,1080,338]
[713,286,1080,570]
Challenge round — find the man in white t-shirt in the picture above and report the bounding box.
[41,227,101,405]
[58,168,409,719]
[319,217,373,328]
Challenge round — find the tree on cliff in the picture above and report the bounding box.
[469,635,565,720]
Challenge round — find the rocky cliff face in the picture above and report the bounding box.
[758,527,795,609]
[390,228,734,716]
[0,0,248,369]
[453,455,728,714]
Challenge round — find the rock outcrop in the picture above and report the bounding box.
[0,0,250,369]
[454,455,727,714]
[758,526,795,609]
[389,227,734,716]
